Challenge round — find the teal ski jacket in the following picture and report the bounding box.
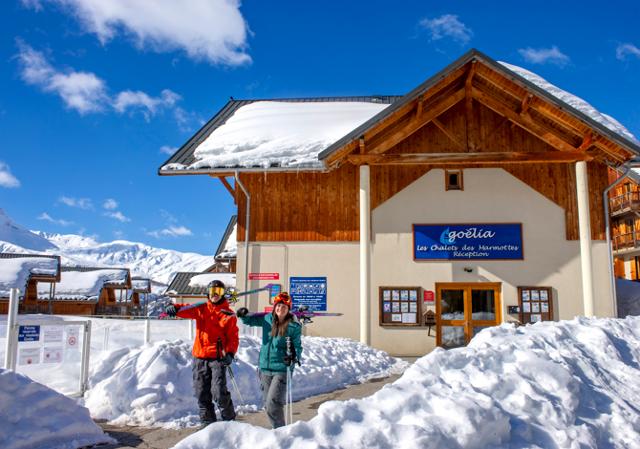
[240,313,302,374]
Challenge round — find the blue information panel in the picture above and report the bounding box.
[414,223,523,260]
[289,277,327,311]
[18,325,41,342]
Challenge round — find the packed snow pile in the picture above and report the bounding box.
[164,101,390,170]
[616,278,640,317]
[84,335,406,428]
[500,62,638,144]
[0,369,113,449]
[175,316,640,449]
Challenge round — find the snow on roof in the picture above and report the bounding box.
[0,256,58,297]
[131,278,151,292]
[0,369,113,449]
[163,101,390,171]
[188,273,236,289]
[500,62,639,144]
[38,268,129,300]
[216,223,237,259]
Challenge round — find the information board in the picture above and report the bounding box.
[18,325,41,342]
[414,223,523,260]
[289,277,327,311]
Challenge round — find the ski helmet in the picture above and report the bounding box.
[207,280,226,300]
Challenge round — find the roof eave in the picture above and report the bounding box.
[158,165,329,177]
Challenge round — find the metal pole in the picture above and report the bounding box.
[144,319,151,344]
[359,164,371,344]
[80,321,92,395]
[4,288,19,371]
[576,161,595,317]
[235,171,251,308]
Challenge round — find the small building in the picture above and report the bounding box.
[609,169,640,279]
[206,215,237,273]
[0,253,61,314]
[130,277,152,315]
[165,272,236,304]
[159,49,640,355]
[37,266,132,315]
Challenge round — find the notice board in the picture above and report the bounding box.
[289,277,327,311]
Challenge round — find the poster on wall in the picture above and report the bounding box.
[413,223,523,260]
[289,277,327,311]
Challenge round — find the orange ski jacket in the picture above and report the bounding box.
[176,299,239,359]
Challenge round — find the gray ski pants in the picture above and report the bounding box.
[193,358,236,423]
[259,370,288,428]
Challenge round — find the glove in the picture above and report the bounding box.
[236,307,249,318]
[165,304,180,317]
[222,353,234,366]
[284,354,295,366]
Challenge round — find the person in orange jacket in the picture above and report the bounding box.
[165,279,238,425]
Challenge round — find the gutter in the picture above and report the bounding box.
[604,159,640,318]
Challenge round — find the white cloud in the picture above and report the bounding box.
[104,211,130,223]
[113,230,125,239]
[0,162,20,188]
[147,225,193,238]
[419,14,472,44]
[113,89,181,120]
[518,46,570,66]
[16,40,108,114]
[37,212,73,226]
[103,198,118,210]
[616,43,640,61]
[31,0,251,66]
[58,195,93,209]
[160,145,178,155]
[20,0,43,11]
[16,41,188,119]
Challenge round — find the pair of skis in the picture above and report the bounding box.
[240,305,342,324]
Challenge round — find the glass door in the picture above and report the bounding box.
[436,283,502,348]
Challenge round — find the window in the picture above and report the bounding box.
[445,169,463,191]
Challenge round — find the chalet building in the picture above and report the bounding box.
[37,266,132,315]
[130,277,152,315]
[206,215,238,273]
[165,272,236,303]
[0,253,61,314]
[609,169,640,279]
[159,49,640,355]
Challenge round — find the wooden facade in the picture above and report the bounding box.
[608,168,640,280]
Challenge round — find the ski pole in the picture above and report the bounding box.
[285,336,293,425]
[227,365,245,405]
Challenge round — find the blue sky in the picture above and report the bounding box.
[1,0,639,254]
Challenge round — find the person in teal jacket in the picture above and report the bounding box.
[236,292,302,428]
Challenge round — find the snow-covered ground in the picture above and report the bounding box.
[174,316,640,449]
[0,369,113,449]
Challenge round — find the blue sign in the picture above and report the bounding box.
[414,224,523,260]
[18,325,41,342]
[289,277,327,311]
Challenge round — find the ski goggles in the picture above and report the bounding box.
[208,286,225,298]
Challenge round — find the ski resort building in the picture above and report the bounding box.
[130,277,152,315]
[609,169,640,280]
[0,253,61,313]
[205,215,237,273]
[159,49,640,355]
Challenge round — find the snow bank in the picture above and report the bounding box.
[0,369,113,449]
[500,62,638,144]
[174,316,640,449]
[165,101,389,170]
[84,335,406,428]
[616,278,640,317]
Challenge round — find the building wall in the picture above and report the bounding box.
[236,167,614,356]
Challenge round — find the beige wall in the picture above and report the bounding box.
[236,168,614,356]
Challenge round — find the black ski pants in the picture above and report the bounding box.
[193,358,236,423]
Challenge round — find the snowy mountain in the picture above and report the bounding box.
[0,209,215,286]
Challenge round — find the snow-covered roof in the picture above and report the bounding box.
[215,215,237,260]
[160,96,400,173]
[38,267,130,300]
[0,254,59,297]
[188,273,236,289]
[165,271,236,297]
[131,277,152,293]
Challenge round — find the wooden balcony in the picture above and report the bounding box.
[613,231,640,252]
[610,192,640,216]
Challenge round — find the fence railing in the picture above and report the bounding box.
[612,231,640,251]
[610,191,640,214]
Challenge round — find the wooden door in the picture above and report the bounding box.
[435,282,502,348]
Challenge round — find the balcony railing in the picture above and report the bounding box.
[610,191,640,215]
[613,231,640,251]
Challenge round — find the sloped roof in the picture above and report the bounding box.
[165,272,236,297]
[158,96,401,174]
[215,215,237,260]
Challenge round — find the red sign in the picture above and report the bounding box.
[249,272,279,280]
[423,290,435,302]
[263,306,274,313]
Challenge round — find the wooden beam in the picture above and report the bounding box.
[366,88,466,155]
[347,154,383,165]
[432,118,465,151]
[365,151,593,165]
[358,136,366,154]
[218,176,236,198]
[520,94,533,114]
[471,87,579,152]
[465,62,477,151]
[577,132,593,152]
